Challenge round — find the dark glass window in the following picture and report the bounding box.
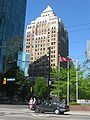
[0,0,27,72]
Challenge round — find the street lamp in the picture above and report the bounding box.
[58,54,60,101]
[67,61,70,105]
[76,57,78,101]
[47,47,51,99]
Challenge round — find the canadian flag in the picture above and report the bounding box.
[60,56,73,62]
[67,57,73,62]
[60,56,67,62]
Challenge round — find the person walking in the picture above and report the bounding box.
[33,97,37,109]
[29,97,33,110]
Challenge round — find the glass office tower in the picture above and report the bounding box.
[0,0,27,72]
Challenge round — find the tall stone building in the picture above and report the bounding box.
[0,0,27,72]
[25,5,69,77]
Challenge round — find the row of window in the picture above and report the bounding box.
[26,29,56,38]
[27,25,56,30]
[31,56,56,64]
[27,33,56,41]
[26,43,56,51]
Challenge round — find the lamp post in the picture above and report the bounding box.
[58,54,60,101]
[76,57,78,101]
[67,61,70,105]
[48,47,51,99]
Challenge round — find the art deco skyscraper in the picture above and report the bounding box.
[25,5,68,77]
[0,0,27,72]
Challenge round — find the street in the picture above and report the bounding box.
[0,105,90,120]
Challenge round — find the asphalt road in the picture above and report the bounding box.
[0,104,90,120]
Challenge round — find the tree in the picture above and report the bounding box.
[69,65,76,100]
[51,60,90,101]
[15,69,30,102]
[78,61,90,99]
[0,66,17,103]
[34,77,48,100]
[51,67,67,100]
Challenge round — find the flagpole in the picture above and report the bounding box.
[76,57,78,102]
[58,54,60,101]
[67,60,69,105]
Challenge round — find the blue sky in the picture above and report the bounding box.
[25,0,90,64]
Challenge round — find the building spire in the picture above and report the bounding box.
[42,4,53,13]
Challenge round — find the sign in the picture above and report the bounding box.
[7,78,15,81]
[77,99,90,104]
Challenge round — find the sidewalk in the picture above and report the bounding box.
[67,111,90,116]
[70,105,90,111]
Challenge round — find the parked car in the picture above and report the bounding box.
[35,100,70,114]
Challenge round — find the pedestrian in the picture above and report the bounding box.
[33,97,36,104]
[33,97,37,109]
[29,97,33,110]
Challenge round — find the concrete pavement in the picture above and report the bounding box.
[23,108,90,116]
[67,111,90,116]
[0,104,90,116]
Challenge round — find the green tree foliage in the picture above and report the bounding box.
[34,77,48,100]
[51,67,67,100]
[78,61,90,99]
[51,61,90,101]
[15,69,29,101]
[69,66,76,100]
[0,67,17,103]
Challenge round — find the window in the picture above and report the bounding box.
[48,35,50,38]
[31,57,33,60]
[51,42,53,45]
[26,46,30,48]
[54,34,56,37]
[53,63,55,66]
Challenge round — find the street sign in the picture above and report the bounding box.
[77,99,90,105]
[7,78,15,81]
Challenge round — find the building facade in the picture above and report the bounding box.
[17,51,30,76]
[25,5,69,77]
[0,0,27,72]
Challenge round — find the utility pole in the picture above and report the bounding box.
[58,54,60,101]
[48,47,51,99]
[67,61,69,105]
[76,57,78,101]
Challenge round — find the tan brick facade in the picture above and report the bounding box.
[25,5,68,77]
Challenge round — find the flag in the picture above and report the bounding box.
[60,56,73,62]
[60,56,68,62]
[67,57,73,62]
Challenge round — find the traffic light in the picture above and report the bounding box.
[3,78,7,84]
[30,87,32,92]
